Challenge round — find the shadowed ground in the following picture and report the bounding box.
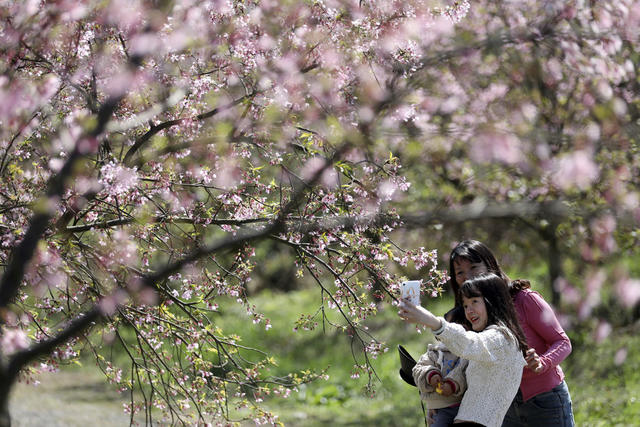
[9,368,143,427]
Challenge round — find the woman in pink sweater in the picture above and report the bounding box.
[445,240,574,427]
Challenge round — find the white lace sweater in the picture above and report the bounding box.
[435,320,526,427]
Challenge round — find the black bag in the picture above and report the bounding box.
[399,345,429,427]
[398,344,417,387]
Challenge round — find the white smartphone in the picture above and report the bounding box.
[401,280,421,305]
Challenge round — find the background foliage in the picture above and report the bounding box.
[1,0,640,425]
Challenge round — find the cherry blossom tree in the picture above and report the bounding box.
[390,0,640,319]
[1,0,639,425]
[0,0,463,424]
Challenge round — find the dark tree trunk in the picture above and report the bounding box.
[0,375,11,427]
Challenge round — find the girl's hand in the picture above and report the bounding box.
[397,299,423,323]
[428,372,443,388]
[398,299,442,330]
[525,348,543,373]
[439,381,454,396]
[427,409,437,425]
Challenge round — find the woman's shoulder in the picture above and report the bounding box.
[513,288,559,326]
[514,287,545,305]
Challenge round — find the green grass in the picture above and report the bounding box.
[215,290,459,426]
[10,366,148,426]
[17,287,639,426]
[566,323,640,426]
[216,288,640,426]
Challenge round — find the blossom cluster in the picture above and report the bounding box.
[1,0,639,424]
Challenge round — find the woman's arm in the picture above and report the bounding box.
[521,291,572,373]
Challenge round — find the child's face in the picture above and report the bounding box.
[462,295,488,331]
[453,258,488,286]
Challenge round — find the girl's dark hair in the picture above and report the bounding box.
[459,273,529,356]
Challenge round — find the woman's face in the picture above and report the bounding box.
[453,257,488,286]
[462,295,488,331]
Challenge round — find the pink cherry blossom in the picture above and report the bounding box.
[470,131,523,165]
[1,0,639,424]
[1,328,30,354]
[550,150,599,190]
[615,278,640,308]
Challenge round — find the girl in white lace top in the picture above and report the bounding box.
[399,273,528,427]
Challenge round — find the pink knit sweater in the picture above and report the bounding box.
[512,288,572,401]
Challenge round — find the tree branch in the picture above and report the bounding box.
[0,96,121,310]
[62,200,572,235]
[396,200,570,228]
[6,306,101,382]
[63,215,271,233]
[123,92,256,164]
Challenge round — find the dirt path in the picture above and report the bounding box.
[9,367,144,426]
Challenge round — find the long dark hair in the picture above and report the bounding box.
[445,240,530,324]
[459,273,529,356]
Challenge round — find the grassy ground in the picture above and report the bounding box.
[566,322,640,427]
[213,289,640,426]
[9,367,146,426]
[8,288,640,426]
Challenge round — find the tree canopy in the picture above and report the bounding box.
[1,0,639,425]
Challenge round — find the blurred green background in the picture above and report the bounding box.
[220,287,640,426]
[10,283,639,426]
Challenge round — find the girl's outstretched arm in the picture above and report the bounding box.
[398,299,442,330]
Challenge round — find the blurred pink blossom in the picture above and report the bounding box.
[103,0,144,31]
[615,278,640,308]
[595,80,613,101]
[301,157,338,189]
[614,347,628,366]
[593,321,612,343]
[582,92,596,108]
[104,70,135,97]
[58,0,88,21]
[550,150,599,190]
[1,328,30,354]
[39,75,61,99]
[99,162,139,196]
[585,269,605,306]
[591,215,617,254]
[544,58,563,85]
[164,30,191,52]
[98,290,128,316]
[129,33,163,56]
[214,162,242,190]
[377,180,398,201]
[470,131,523,165]
[77,137,100,154]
